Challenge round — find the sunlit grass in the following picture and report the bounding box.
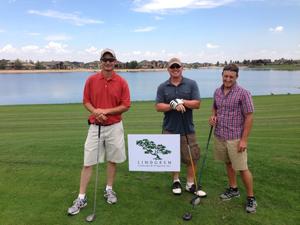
[0,94,299,225]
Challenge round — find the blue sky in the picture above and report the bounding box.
[0,0,299,63]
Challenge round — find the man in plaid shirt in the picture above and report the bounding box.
[209,64,257,213]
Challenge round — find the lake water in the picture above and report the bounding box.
[0,69,300,105]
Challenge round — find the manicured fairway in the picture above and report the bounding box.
[0,94,299,225]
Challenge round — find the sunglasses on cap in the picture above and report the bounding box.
[101,58,116,63]
[169,64,181,69]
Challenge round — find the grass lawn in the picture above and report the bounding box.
[248,64,300,71]
[0,94,299,225]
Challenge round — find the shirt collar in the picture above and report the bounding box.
[221,82,238,92]
[98,71,117,81]
[167,76,186,86]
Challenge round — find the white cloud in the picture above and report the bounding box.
[85,46,99,54]
[206,43,220,49]
[21,45,39,52]
[1,44,299,64]
[28,10,104,26]
[45,34,71,41]
[45,41,69,53]
[133,51,142,55]
[134,26,156,32]
[118,49,184,62]
[0,29,5,33]
[0,44,17,53]
[133,0,235,13]
[21,45,46,54]
[269,26,284,32]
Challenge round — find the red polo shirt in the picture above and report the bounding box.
[83,71,131,125]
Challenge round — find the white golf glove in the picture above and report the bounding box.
[170,99,184,110]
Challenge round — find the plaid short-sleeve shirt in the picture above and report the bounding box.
[213,84,254,140]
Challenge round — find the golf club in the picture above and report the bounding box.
[180,112,200,221]
[190,126,213,206]
[86,125,101,222]
[182,197,200,221]
[181,118,214,221]
[196,126,213,194]
[180,112,198,193]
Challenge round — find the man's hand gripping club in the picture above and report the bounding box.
[170,99,186,112]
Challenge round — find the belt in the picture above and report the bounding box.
[88,120,114,126]
[93,123,113,126]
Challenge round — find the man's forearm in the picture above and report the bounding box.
[84,102,129,115]
[155,103,171,112]
[105,105,129,115]
[183,99,200,109]
[84,102,96,114]
[241,113,253,142]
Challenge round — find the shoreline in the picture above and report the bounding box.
[1,65,300,74]
[0,68,167,74]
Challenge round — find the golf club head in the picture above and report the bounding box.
[182,212,192,221]
[86,214,96,222]
[195,189,207,197]
[191,196,201,206]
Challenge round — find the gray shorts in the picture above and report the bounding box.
[84,121,126,166]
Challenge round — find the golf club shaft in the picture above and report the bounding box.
[92,125,101,215]
[181,113,198,191]
[197,126,213,186]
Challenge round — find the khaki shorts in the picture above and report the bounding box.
[213,136,248,171]
[84,121,126,166]
[163,130,200,165]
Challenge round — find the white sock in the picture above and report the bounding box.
[187,182,194,187]
[78,193,86,200]
[173,179,180,183]
[106,185,113,191]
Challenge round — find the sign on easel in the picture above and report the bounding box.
[128,134,180,172]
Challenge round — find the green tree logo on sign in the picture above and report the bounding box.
[136,139,172,160]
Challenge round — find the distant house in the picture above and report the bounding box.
[22,62,35,70]
[5,60,15,70]
[84,61,99,69]
[156,60,166,68]
[139,60,155,69]
[62,62,73,70]
[42,61,64,70]
[114,61,126,69]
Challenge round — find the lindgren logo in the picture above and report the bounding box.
[136,139,172,160]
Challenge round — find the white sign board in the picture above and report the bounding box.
[128,134,180,172]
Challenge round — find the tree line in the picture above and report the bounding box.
[0,58,299,70]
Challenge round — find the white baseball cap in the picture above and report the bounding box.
[100,48,116,59]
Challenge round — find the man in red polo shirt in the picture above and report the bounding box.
[68,48,130,215]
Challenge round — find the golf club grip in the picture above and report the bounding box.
[206,126,213,149]
[180,113,190,144]
[98,125,101,138]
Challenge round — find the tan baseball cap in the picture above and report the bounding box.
[168,57,182,68]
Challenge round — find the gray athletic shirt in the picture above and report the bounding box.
[155,77,201,134]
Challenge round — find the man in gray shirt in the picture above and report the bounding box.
[155,57,205,196]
